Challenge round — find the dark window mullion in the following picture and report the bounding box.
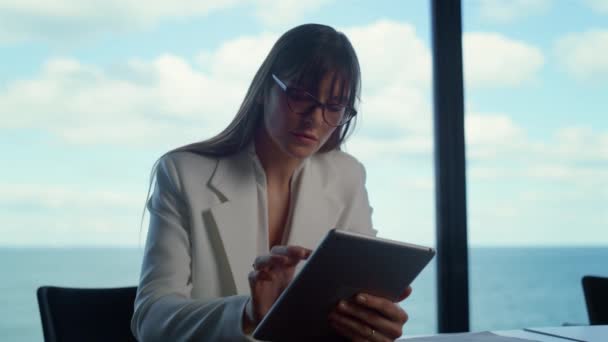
[430,0,470,333]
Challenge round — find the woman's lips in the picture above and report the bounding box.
[291,131,318,143]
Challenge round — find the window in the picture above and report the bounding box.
[463,0,608,330]
[0,1,438,339]
[339,2,437,335]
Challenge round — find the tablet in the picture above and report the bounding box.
[252,228,435,341]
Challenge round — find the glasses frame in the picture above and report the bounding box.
[271,74,356,127]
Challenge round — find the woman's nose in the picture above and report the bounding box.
[304,104,325,127]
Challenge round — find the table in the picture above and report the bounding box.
[498,325,607,342]
[399,325,608,342]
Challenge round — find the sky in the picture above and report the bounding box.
[0,0,606,247]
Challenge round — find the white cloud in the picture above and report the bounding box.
[358,83,431,135]
[345,135,433,162]
[463,108,608,199]
[254,0,331,27]
[468,165,513,181]
[467,162,608,246]
[203,33,278,82]
[463,32,544,87]
[399,178,434,192]
[0,0,242,44]
[0,183,140,209]
[365,169,436,245]
[0,184,144,246]
[469,161,608,187]
[2,17,607,246]
[0,20,435,149]
[465,117,608,182]
[524,163,608,184]
[1,213,145,246]
[465,112,528,159]
[466,113,524,144]
[0,0,240,19]
[1,21,552,150]
[342,20,434,158]
[345,20,432,89]
[555,29,608,80]
[469,115,608,163]
[585,0,608,14]
[478,0,552,23]
[551,126,608,161]
[0,0,329,44]
[0,54,242,146]
[468,201,608,246]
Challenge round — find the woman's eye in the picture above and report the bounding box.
[290,91,311,101]
[327,104,345,112]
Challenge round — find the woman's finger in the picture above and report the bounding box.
[355,293,409,325]
[396,286,413,302]
[270,245,312,262]
[248,270,272,286]
[329,312,391,342]
[336,300,404,339]
[253,254,289,270]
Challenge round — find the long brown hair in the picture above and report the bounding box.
[140,23,362,235]
[174,23,361,157]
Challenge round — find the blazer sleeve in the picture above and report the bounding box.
[341,160,378,237]
[131,154,252,342]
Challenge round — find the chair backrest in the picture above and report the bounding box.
[37,286,138,342]
[582,275,608,325]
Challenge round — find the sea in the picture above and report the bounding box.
[1,247,606,341]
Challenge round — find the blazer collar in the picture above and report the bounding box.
[206,148,343,294]
[206,150,258,294]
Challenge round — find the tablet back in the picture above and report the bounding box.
[253,229,435,341]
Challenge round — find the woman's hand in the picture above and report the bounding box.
[328,286,413,341]
[243,245,312,333]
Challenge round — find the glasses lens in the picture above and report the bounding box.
[286,88,352,126]
[324,104,347,126]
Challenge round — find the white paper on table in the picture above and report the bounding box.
[401,331,539,341]
[523,325,608,342]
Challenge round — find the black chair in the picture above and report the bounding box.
[582,275,608,325]
[37,286,138,342]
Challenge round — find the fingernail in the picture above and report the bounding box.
[357,294,367,303]
[339,301,348,309]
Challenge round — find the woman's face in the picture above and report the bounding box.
[261,72,347,160]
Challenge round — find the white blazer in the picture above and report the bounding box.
[131,146,376,341]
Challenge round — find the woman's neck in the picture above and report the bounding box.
[253,131,303,189]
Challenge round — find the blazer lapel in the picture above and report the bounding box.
[203,150,345,294]
[206,151,258,295]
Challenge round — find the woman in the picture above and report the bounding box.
[131,23,411,341]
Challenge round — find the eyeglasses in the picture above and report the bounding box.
[271,74,356,127]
